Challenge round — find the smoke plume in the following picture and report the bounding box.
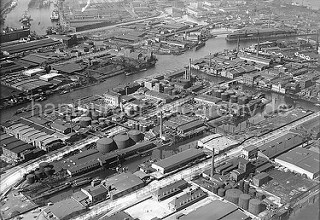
[81,0,91,13]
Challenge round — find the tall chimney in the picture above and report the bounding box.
[188,58,192,80]
[159,111,163,138]
[211,149,215,178]
[237,36,240,54]
[209,53,212,67]
[256,31,260,57]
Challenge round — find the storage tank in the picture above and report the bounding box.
[39,162,49,171]
[133,105,140,112]
[238,194,251,210]
[225,189,242,204]
[113,134,131,149]
[221,93,230,101]
[128,130,143,143]
[248,199,262,215]
[244,182,250,193]
[249,187,257,197]
[125,107,134,116]
[230,95,238,103]
[79,117,91,127]
[217,188,226,197]
[27,174,35,184]
[96,137,117,153]
[34,170,42,179]
[44,167,53,177]
[141,124,147,132]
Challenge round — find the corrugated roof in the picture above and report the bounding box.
[153,148,205,170]
[181,200,238,220]
[44,198,85,219]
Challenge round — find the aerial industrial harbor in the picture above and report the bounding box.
[0,0,319,220]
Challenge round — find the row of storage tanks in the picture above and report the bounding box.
[96,130,144,154]
[212,180,265,216]
[26,162,54,184]
[212,88,252,105]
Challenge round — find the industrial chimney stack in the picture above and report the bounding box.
[211,149,215,178]
[159,111,163,139]
[209,53,212,67]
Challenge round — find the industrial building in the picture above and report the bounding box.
[106,211,134,220]
[176,120,204,134]
[103,90,122,106]
[1,133,35,161]
[180,200,250,220]
[275,147,320,179]
[43,198,86,220]
[151,148,206,174]
[154,179,188,201]
[258,133,305,159]
[253,172,270,187]
[101,172,144,200]
[57,149,114,176]
[198,134,239,154]
[81,185,109,204]
[169,187,207,211]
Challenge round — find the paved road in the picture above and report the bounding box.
[72,111,320,220]
[0,136,99,196]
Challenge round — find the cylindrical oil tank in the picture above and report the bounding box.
[96,137,117,153]
[79,117,91,127]
[44,167,53,177]
[230,95,238,103]
[248,199,262,215]
[225,189,242,204]
[141,124,147,132]
[238,194,251,210]
[39,162,49,171]
[244,182,250,194]
[27,174,35,184]
[34,170,42,179]
[128,130,143,143]
[239,180,244,191]
[221,93,230,101]
[256,192,266,201]
[212,185,219,194]
[217,188,226,197]
[113,134,131,149]
[215,90,223,98]
[249,187,257,197]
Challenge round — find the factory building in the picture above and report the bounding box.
[198,134,239,154]
[103,91,121,106]
[176,120,204,134]
[180,200,250,220]
[275,147,320,179]
[101,172,144,200]
[253,172,270,187]
[151,148,206,174]
[258,133,305,159]
[43,198,86,220]
[1,134,35,161]
[145,90,172,103]
[169,187,207,211]
[81,185,109,204]
[57,149,114,176]
[154,179,188,201]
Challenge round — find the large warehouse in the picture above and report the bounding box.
[198,133,239,154]
[275,147,320,179]
[151,148,206,174]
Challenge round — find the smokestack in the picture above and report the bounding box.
[209,53,212,67]
[185,68,188,80]
[159,111,163,138]
[256,31,260,57]
[237,36,240,54]
[211,149,215,178]
[188,58,192,80]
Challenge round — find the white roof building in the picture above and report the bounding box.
[198,134,239,154]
